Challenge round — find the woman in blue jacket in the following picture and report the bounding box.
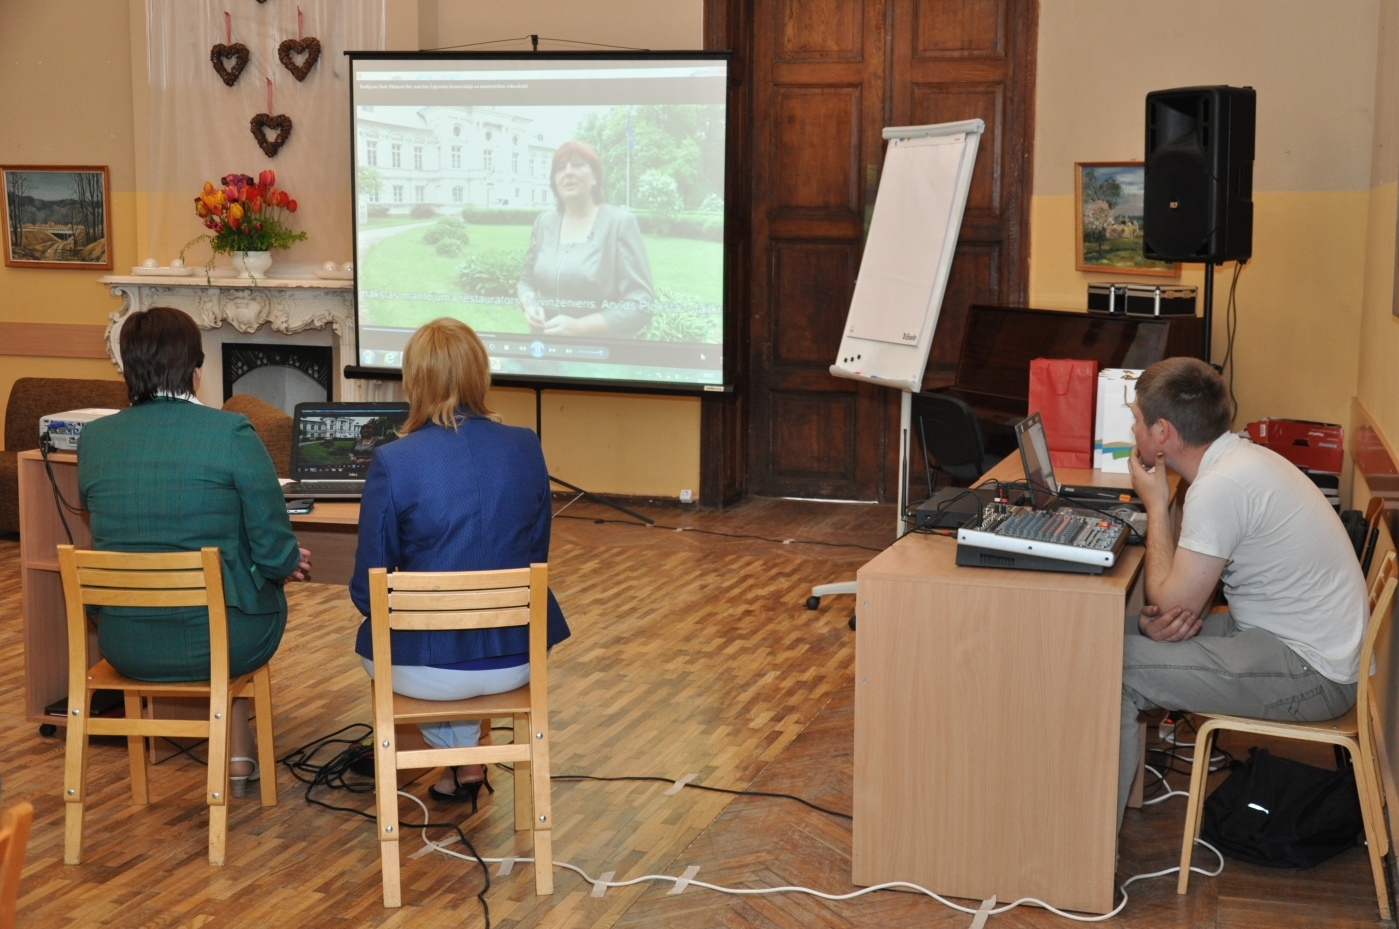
[350,317,570,807]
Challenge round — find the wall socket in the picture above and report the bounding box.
[679,489,694,503]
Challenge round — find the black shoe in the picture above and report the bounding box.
[428,767,494,813]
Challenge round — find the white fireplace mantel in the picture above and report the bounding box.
[99,275,399,405]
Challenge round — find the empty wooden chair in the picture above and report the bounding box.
[0,802,33,929]
[59,545,278,867]
[1177,576,1398,918]
[369,564,554,907]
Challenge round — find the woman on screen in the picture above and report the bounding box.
[517,140,655,338]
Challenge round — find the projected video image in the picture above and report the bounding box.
[352,58,727,387]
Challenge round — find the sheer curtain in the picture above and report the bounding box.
[144,0,384,275]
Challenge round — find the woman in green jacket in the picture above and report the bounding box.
[78,306,310,795]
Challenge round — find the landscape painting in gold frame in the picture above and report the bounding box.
[1075,162,1179,277]
[1,165,113,270]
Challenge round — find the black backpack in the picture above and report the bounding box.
[1202,747,1364,868]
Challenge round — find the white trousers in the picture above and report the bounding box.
[361,657,531,750]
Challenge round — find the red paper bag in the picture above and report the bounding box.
[1028,358,1098,469]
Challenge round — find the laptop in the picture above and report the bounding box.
[1015,412,1141,506]
[282,402,410,500]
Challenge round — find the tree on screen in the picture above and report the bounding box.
[575,105,725,212]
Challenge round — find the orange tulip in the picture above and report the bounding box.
[195,197,209,218]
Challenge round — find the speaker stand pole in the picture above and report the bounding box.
[1201,261,1214,365]
[533,386,654,526]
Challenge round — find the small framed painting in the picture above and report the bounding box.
[1,165,113,270]
[1075,162,1179,277]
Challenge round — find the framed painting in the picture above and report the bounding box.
[1,165,113,270]
[1075,162,1179,277]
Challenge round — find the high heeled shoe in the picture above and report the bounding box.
[428,766,494,813]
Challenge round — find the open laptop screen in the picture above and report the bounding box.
[1015,412,1059,510]
[292,403,409,480]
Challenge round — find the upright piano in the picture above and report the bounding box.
[936,305,1204,454]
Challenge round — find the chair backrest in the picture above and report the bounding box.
[1371,551,1398,612]
[910,391,986,480]
[0,801,33,929]
[367,564,550,708]
[57,546,228,693]
[1357,576,1398,728]
[221,394,293,477]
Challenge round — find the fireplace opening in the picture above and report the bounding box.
[222,342,333,415]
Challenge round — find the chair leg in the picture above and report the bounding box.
[381,835,402,908]
[124,691,148,806]
[62,696,90,865]
[1347,741,1393,920]
[513,713,532,833]
[1177,724,1218,894]
[532,827,553,896]
[252,666,278,807]
[207,694,232,867]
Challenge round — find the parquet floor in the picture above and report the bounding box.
[0,499,1391,928]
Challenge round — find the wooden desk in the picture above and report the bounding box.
[852,456,1176,914]
[17,450,361,736]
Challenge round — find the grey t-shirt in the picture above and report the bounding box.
[1178,432,1367,683]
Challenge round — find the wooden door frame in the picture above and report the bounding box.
[700,0,1036,507]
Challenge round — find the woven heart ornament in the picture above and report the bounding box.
[278,37,321,82]
[250,113,293,157]
[210,43,249,87]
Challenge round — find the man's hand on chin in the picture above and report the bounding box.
[1128,447,1172,513]
[1140,603,1201,642]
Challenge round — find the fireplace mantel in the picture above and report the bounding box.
[99,275,397,405]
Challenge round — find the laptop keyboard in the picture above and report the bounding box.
[287,480,365,494]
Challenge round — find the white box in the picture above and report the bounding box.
[1094,369,1143,473]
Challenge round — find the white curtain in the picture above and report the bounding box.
[144,0,384,274]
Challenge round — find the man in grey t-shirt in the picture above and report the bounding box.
[1117,358,1367,831]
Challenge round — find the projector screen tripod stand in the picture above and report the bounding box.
[533,386,654,526]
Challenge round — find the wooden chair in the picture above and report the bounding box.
[1177,576,1399,918]
[369,564,554,907]
[0,802,33,929]
[59,545,278,867]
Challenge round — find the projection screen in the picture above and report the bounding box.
[348,53,729,392]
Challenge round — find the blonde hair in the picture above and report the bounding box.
[400,318,497,433]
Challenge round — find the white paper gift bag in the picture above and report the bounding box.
[1094,368,1143,472]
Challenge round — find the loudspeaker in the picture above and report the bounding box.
[1143,85,1255,263]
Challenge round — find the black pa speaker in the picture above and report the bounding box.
[1143,85,1255,263]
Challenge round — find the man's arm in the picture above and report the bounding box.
[1129,448,1227,628]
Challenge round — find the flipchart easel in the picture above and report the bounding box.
[806,119,983,611]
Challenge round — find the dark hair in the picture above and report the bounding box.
[550,140,606,207]
[118,306,205,405]
[1134,357,1233,447]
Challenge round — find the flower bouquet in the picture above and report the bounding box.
[183,169,306,280]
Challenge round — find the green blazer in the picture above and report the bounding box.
[78,398,301,680]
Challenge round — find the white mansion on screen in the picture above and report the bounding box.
[357,105,556,212]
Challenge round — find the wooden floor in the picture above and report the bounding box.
[0,498,1390,928]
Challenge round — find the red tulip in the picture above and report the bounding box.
[287,199,297,212]
[259,169,275,189]
[224,186,238,203]
[250,196,263,213]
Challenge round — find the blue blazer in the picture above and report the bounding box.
[350,414,570,665]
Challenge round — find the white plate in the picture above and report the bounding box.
[314,268,354,280]
[130,264,194,275]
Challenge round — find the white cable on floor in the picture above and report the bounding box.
[396,791,1227,924]
[1142,764,1191,806]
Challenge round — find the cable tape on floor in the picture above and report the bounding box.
[497,856,516,876]
[410,833,459,859]
[591,870,615,897]
[968,895,996,929]
[664,773,698,795]
[667,865,700,894]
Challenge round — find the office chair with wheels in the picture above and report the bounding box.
[910,391,1001,495]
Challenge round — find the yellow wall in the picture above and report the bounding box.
[0,1,133,439]
[1356,0,1399,444]
[1030,0,1381,431]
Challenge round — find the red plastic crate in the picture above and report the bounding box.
[1246,418,1343,473]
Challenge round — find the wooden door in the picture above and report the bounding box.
[738,0,1036,502]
